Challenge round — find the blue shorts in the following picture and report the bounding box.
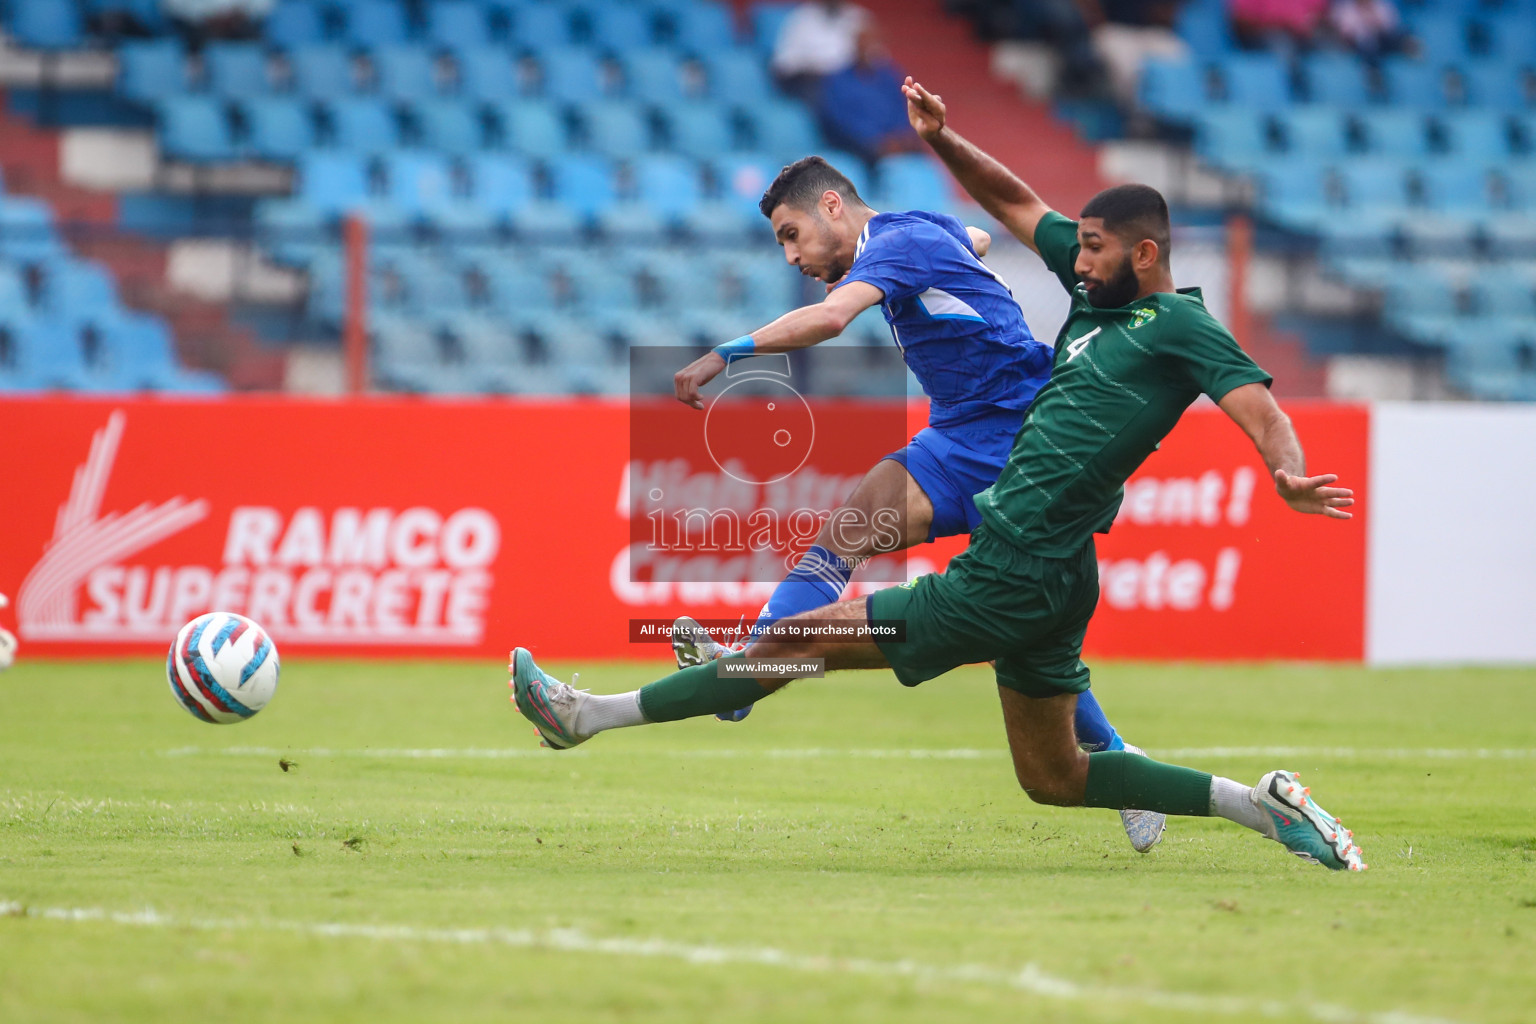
[883,426,1012,542]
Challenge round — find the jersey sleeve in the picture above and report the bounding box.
[838,224,932,302]
[1032,210,1081,293]
[1166,307,1274,401]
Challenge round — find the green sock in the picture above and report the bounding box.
[637,658,772,723]
[1083,751,1213,817]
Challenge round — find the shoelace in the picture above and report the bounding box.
[546,672,588,711]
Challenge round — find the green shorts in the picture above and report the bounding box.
[867,525,1098,699]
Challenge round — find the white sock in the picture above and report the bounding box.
[574,691,648,736]
[1210,776,1270,836]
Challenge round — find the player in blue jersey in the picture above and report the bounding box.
[667,156,1165,852]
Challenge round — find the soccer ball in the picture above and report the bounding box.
[166,612,280,723]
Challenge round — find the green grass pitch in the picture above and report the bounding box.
[2,657,1534,1024]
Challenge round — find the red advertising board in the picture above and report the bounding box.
[0,397,1365,663]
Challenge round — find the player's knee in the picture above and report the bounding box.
[1013,756,1087,807]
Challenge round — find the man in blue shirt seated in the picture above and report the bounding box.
[815,28,926,163]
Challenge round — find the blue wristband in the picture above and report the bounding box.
[713,335,756,362]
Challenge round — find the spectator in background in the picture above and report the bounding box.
[1228,0,1326,53]
[815,28,926,163]
[771,1,872,103]
[1328,0,1408,59]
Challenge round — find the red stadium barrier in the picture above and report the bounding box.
[0,397,1365,662]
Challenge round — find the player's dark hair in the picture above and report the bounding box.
[758,156,867,219]
[1080,184,1171,263]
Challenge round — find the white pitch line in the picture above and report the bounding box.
[0,900,1467,1024]
[161,745,1536,761]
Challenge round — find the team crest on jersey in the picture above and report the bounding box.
[1130,306,1158,329]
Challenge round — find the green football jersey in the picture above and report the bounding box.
[974,211,1273,556]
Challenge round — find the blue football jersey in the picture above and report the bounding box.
[837,211,1053,437]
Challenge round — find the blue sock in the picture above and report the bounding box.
[750,544,856,639]
[1074,688,1124,752]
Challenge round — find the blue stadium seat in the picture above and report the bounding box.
[513,4,577,50]
[580,100,655,158]
[240,97,317,159]
[371,314,448,391]
[1484,214,1536,258]
[539,47,609,102]
[409,99,486,153]
[345,0,409,47]
[10,2,83,49]
[385,152,456,212]
[669,3,738,54]
[1460,63,1526,111]
[586,3,659,52]
[1275,109,1350,158]
[43,261,118,318]
[1421,160,1495,208]
[265,2,326,48]
[255,198,331,262]
[481,260,555,313]
[1472,268,1536,317]
[428,1,491,50]
[875,155,948,211]
[595,201,669,241]
[5,319,92,390]
[1398,215,1480,260]
[1359,110,1432,157]
[424,198,500,234]
[548,153,618,218]
[456,47,518,100]
[680,199,755,241]
[118,41,187,103]
[1195,110,1272,171]
[372,45,440,101]
[203,44,270,96]
[1299,54,1372,107]
[290,45,357,96]
[1505,162,1536,209]
[821,150,870,194]
[84,0,166,34]
[699,49,773,101]
[633,153,704,218]
[1384,264,1460,317]
[1138,58,1206,123]
[1339,160,1412,211]
[160,97,238,161]
[744,101,817,160]
[1438,111,1513,159]
[325,97,401,152]
[750,2,795,52]
[1218,54,1293,111]
[1481,14,1536,65]
[299,153,371,211]
[98,314,225,393]
[1257,159,1333,230]
[712,151,779,214]
[491,100,569,156]
[469,154,536,212]
[665,100,739,159]
[1381,59,1452,109]
[620,49,688,104]
[1404,12,1471,64]
[1173,1,1233,54]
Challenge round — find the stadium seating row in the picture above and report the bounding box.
[365,304,896,397]
[254,152,947,229]
[1141,54,1535,123]
[1197,109,1536,169]
[1175,0,1536,64]
[157,94,820,163]
[0,311,225,393]
[120,41,775,106]
[8,0,793,54]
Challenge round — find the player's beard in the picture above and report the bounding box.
[810,220,850,284]
[1084,254,1138,309]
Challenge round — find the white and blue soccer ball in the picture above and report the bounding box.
[166,612,280,723]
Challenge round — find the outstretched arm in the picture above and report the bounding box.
[903,77,1055,254]
[1217,382,1355,519]
[673,281,883,408]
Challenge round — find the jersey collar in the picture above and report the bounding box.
[854,220,872,260]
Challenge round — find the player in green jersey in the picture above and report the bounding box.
[506,79,1365,872]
